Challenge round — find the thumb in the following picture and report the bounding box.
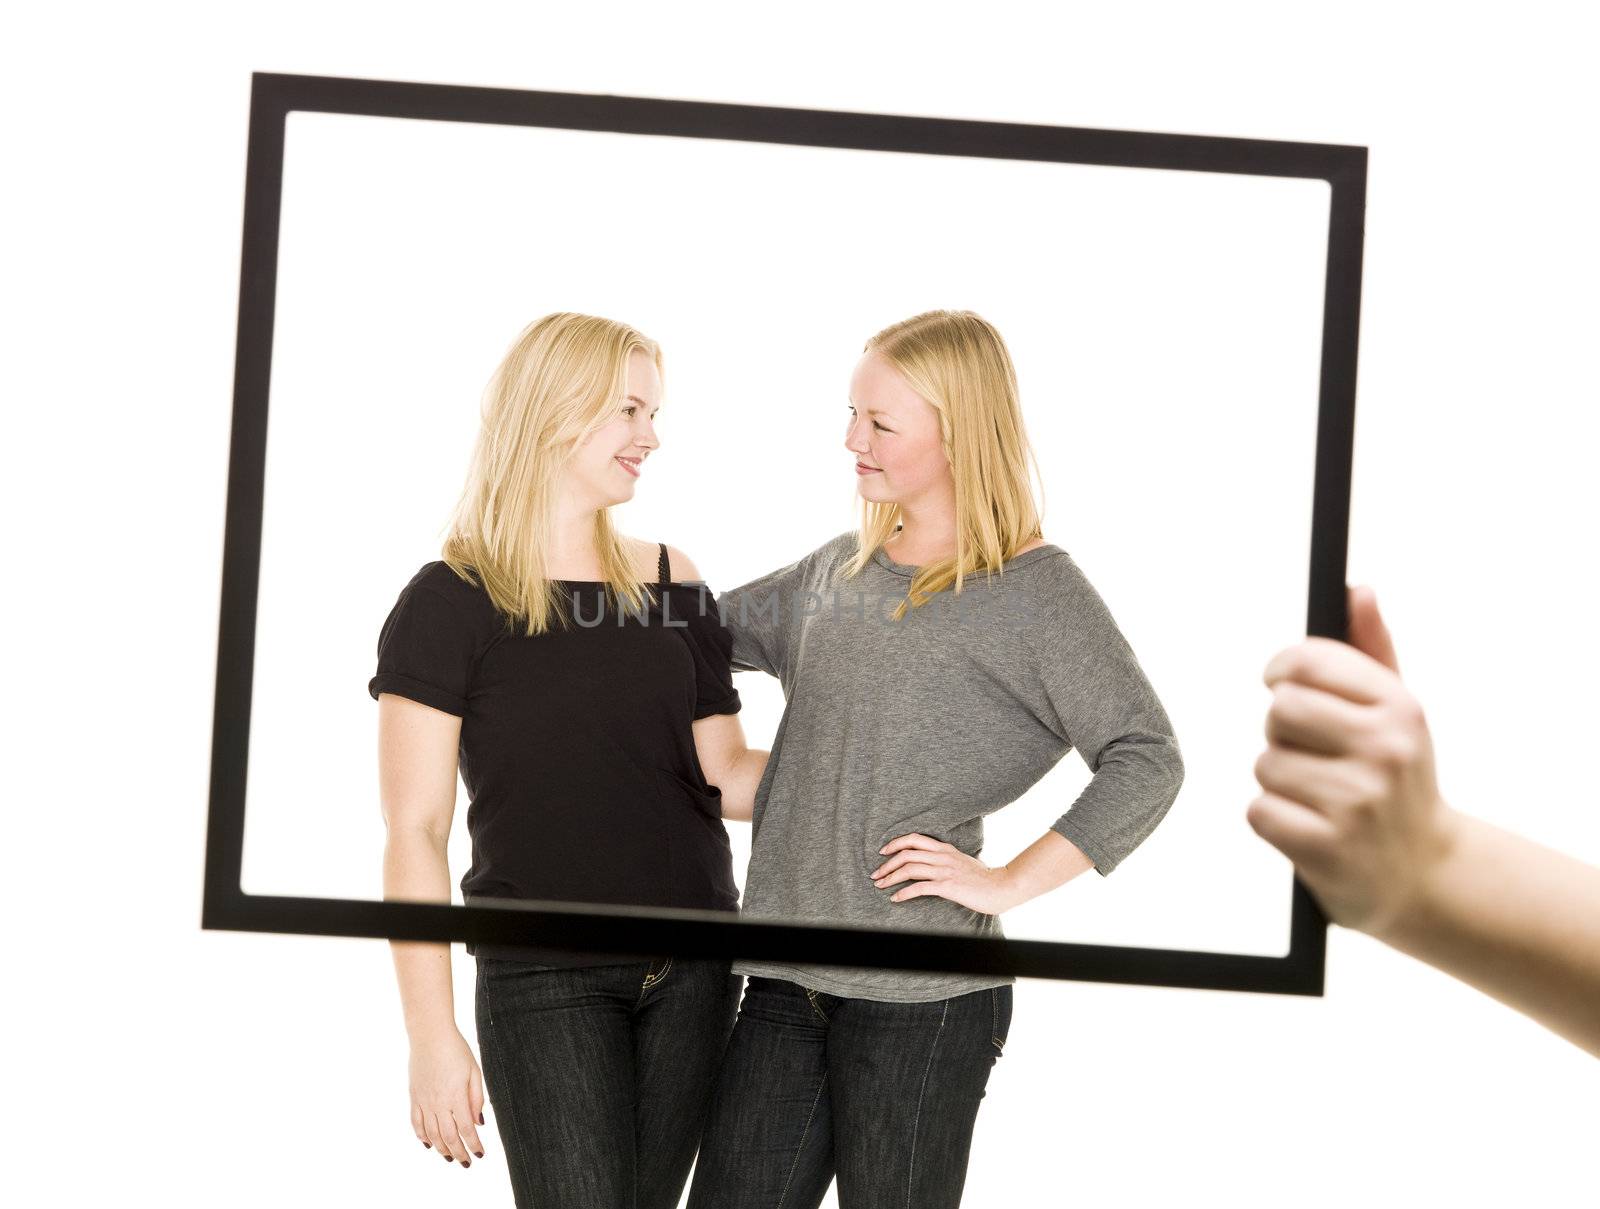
[1346,584,1400,676]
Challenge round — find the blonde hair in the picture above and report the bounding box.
[841,309,1045,619]
[440,312,661,636]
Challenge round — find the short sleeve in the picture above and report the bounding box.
[718,532,855,682]
[367,578,478,717]
[716,553,813,678]
[668,583,743,720]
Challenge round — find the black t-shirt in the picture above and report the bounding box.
[368,542,742,967]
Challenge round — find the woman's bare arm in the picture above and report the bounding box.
[1378,807,1600,1058]
[666,542,769,822]
[997,829,1096,903]
[377,692,487,1163]
[693,711,768,822]
[379,692,461,1034]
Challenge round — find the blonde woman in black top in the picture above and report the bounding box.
[369,312,766,1208]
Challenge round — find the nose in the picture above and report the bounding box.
[636,414,660,450]
[844,414,871,455]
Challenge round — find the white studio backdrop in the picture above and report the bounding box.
[244,108,1326,959]
[3,3,1596,1208]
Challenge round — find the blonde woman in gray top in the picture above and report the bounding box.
[687,310,1185,1208]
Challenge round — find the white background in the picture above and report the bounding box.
[247,108,1327,957]
[4,3,1596,1206]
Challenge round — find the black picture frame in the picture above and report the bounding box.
[204,71,1364,997]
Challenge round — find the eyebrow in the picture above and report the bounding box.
[625,395,658,407]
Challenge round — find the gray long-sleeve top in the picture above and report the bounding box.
[718,530,1184,1002]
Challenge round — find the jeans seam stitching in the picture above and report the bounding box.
[637,956,673,1007]
[478,1006,535,1190]
[776,1066,828,1209]
[804,987,829,1024]
[906,999,948,1208]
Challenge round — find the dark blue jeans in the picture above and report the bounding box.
[474,955,742,1209]
[686,975,1013,1209]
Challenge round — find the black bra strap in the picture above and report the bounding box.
[657,541,670,586]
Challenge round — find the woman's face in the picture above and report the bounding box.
[845,350,951,508]
[566,348,662,510]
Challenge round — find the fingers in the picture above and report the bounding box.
[1263,635,1397,705]
[873,835,957,881]
[1346,585,1401,675]
[1255,745,1387,817]
[885,832,936,848]
[876,850,947,876]
[409,1036,487,1168]
[878,833,952,857]
[1245,791,1340,874]
[469,1063,486,1136]
[1265,678,1371,756]
[423,1109,454,1162]
[876,861,946,896]
[434,1107,472,1166]
[454,1101,486,1162]
[418,1101,482,1166]
[1250,589,1435,938]
[425,1102,480,1166]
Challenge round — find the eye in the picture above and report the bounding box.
[848,404,890,433]
[622,405,637,418]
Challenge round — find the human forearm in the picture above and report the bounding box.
[691,710,767,822]
[1000,828,1096,909]
[1375,807,1600,1058]
[384,827,459,1044]
[713,747,768,822]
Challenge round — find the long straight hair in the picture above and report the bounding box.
[440,312,662,636]
[841,310,1045,619]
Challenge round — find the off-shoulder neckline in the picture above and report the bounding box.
[439,562,708,590]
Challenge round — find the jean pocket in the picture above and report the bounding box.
[642,956,675,990]
[803,986,834,1023]
[989,986,1012,1057]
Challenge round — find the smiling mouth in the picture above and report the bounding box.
[616,456,643,477]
